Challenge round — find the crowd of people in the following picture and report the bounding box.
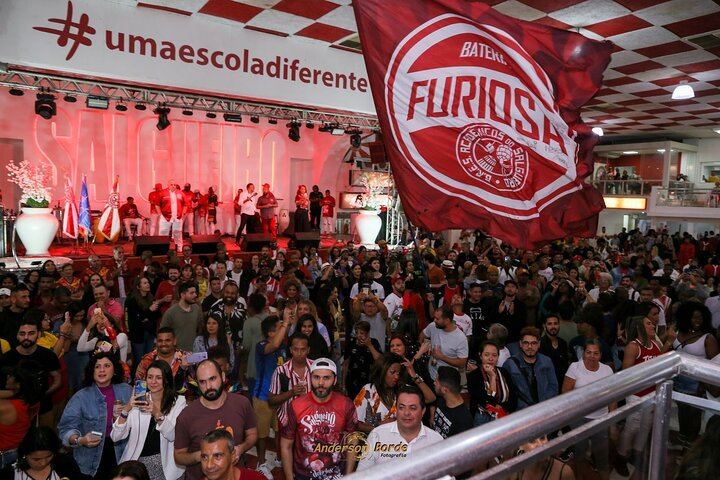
[1,226,720,479]
[118,181,337,251]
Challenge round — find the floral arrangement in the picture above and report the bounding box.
[6,160,53,208]
[356,171,392,210]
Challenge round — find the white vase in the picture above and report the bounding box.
[15,207,59,256]
[355,209,382,246]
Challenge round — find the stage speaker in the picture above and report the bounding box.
[244,233,274,252]
[293,231,320,249]
[191,235,221,254]
[134,236,170,256]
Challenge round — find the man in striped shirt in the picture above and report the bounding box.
[268,333,313,427]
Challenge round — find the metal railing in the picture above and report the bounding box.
[655,187,720,208]
[590,179,663,196]
[348,352,720,480]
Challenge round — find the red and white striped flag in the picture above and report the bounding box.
[62,175,79,239]
[97,175,121,241]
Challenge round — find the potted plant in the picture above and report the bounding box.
[6,160,58,256]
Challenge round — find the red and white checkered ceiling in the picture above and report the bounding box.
[123,0,720,139]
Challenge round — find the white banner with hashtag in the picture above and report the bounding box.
[0,0,375,114]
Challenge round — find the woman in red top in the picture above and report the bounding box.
[0,361,43,469]
[615,314,673,477]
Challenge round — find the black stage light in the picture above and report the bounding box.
[135,103,147,111]
[9,88,24,96]
[223,113,243,123]
[250,116,260,123]
[154,106,171,131]
[305,122,314,129]
[268,118,278,125]
[63,94,77,102]
[287,121,301,142]
[35,93,56,120]
[182,110,193,116]
[350,133,362,148]
[206,112,217,119]
[115,103,128,112]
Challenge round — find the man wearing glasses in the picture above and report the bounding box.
[504,326,558,410]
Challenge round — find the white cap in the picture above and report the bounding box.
[309,358,337,375]
[0,288,10,296]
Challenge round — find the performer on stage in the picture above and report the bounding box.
[206,186,219,234]
[294,184,311,233]
[148,183,163,235]
[257,183,278,240]
[118,196,145,240]
[320,189,336,236]
[181,183,195,237]
[157,180,186,250]
[193,189,207,235]
[235,183,259,245]
[309,185,323,230]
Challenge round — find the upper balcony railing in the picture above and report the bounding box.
[590,179,663,196]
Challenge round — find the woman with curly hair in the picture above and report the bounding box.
[354,352,403,433]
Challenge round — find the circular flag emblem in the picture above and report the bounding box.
[384,14,579,219]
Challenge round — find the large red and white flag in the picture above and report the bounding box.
[353,0,613,248]
[97,175,121,241]
[62,175,79,239]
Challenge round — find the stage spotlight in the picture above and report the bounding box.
[115,102,128,112]
[35,93,57,120]
[9,88,24,96]
[287,120,301,142]
[154,106,171,131]
[63,94,77,102]
[86,96,109,109]
[206,112,217,119]
[223,113,243,123]
[268,118,278,125]
[134,103,147,111]
[250,116,260,123]
[350,133,362,148]
[305,122,314,129]
[182,109,193,116]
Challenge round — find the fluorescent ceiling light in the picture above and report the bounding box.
[671,81,694,100]
[592,127,604,136]
[714,128,720,135]
[622,151,639,155]
[657,149,665,153]
[86,96,109,109]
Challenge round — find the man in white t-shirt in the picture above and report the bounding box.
[383,275,405,326]
[419,306,469,381]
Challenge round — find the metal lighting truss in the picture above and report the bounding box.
[0,69,380,129]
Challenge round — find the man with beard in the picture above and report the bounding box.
[280,358,358,480]
[160,281,204,351]
[202,277,224,313]
[487,280,527,344]
[539,314,570,387]
[0,284,31,347]
[0,315,61,426]
[135,327,192,391]
[209,282,248,351]
[464,281,492,358]
[504,327,558,410]
[383,275,406,325]
[155,264,181,316]
[175,359,258,480]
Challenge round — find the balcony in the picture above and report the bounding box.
[590,179,662,197]
[648,186,720,219]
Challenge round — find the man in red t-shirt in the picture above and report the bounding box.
[280,358,358,480]
[148,182,163,235]
[155,264,180,317]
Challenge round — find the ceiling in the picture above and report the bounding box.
[114,0,720,140]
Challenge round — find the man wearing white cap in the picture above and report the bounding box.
[280,358,358,480]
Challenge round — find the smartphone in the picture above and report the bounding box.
[187,351,208,365]
[89,431,103,438]
[134,380,147,402]
[361,284,370,295]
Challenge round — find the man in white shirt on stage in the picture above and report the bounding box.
[157,180,186,251]
[235,183,259,245]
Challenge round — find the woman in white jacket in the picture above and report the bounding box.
[111,360,186,480]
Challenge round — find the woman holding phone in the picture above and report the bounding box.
[112,360,186,480]
[58,351,132,478]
